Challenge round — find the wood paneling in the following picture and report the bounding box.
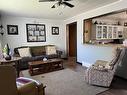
[83,19,92,43]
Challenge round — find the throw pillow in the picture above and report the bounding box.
[94,60,108,67]
[18,47,32,57]
[92,65,108,71]
[92,60,112,70]
[46,46,57,55]
[105,62,113,70]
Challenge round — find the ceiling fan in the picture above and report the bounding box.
[39,0,74,8]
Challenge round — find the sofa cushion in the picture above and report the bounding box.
[30,46,46,56]
[46,45,56,55]
[93,60,112,70]
[105,62,113,70]
[18,47,32,57]
[14,46,28,55]
[46,54,58,59]
[21,55,45,62]
[92,65,108,71]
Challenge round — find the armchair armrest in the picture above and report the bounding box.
[92,60,108,67]
[18,82,38,95]
[17,77,46,95]
[32,80,46,95]
[89,66,109,72]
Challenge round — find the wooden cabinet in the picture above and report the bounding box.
[96,25,123,40]
[123,27,127,38]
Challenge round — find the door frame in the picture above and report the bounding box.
[66,22,77,60]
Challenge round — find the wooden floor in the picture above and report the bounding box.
[65,57,127,95]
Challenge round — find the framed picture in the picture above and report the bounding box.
[26,24,46,42]
[7,25,18,35]
[52,27,59,35]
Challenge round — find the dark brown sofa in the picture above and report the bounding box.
[14,45,62,70]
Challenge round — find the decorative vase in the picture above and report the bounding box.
[5,55,11,60]
[3,44,11,60]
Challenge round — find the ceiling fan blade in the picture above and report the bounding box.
[39,0,57,2]
[51,5,55,8]
[63,2,74,8]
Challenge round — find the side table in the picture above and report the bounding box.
[0,57,22,77]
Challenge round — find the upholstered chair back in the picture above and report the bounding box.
[112,48,126,72]
[0,65,18,95]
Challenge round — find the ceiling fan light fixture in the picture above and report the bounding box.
[51,3,59,8]
[51,5,55,8]
[61,4,66,8]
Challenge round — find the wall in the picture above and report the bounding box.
[0,19,2,51]
[1,16,66,57]
[64,0,127,65]
[0,19,3,59]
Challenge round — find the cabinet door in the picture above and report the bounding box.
[96,25,102,39]
[117,26,123,39]
[108,26,112,39]
[123,27,127,38]
[113,27,118,39]
[102,26,107,39]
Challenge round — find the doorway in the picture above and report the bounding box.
[66,22,77,59]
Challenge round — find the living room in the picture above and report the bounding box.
[0,0,127,95]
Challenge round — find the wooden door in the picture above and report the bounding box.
[68,23,77,57]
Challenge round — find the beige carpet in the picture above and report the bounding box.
[22,69,108,95]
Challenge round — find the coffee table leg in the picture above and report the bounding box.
[29,65,33,75]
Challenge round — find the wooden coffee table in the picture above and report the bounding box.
[28,58,64,76]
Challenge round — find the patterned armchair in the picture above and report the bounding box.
[85,48,125,87]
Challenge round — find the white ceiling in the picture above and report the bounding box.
[0,0,119,20]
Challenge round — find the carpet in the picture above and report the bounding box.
[22,69,108,95]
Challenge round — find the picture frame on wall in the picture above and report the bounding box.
[52,27,59,35]
[7,25,18,35]
[26,24,46,42]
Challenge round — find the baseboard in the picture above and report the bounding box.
[115,75,127,80]
[62,57,68,60]
[76,61,82,65]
